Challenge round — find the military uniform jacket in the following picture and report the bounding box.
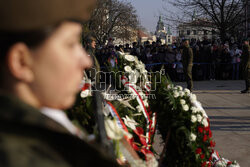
[0,93,119,167]
[182,46,193,67]
[86,48,101,83]
[242,44,250,69]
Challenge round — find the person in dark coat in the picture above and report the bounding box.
[181,39,194,91]
[0,0,119,166]
[241,38,250,93]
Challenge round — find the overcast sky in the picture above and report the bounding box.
[123,0,166,33]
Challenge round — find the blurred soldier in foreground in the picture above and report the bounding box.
[182,39,194,91]
[241,38,250,93]
[0,0,119,166]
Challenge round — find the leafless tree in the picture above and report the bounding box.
[163,0,246,42]
[84,0,139,45]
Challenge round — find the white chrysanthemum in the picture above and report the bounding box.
[191,115,197,123]
[180,99,186,105]
[191,106,198,113]
[179,91,185,97]
[184,88,191,95]
[175,86,183,91]
[190,94,197,103]
[182,104,189,111]
[80,89,91,98]
[173,91,179,98]
[190,133,197,141]
[197,114,202,122]
[124,66,132,72]
[122,115,138,130]
[202,118,209,127]
[124,54,135,62]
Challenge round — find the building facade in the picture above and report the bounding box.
[178,18,218,41]
[155,16,173,45]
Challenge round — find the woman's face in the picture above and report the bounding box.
[30,22,92,109]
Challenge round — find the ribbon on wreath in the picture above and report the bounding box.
[104,101,143,152]
[121,76,152,147]
[105,101,128,132]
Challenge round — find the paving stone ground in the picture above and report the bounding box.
[153,80,250,166]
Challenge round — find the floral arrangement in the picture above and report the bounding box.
[150,75,239,167]
[69,51,240,167]
[104,52,157,160]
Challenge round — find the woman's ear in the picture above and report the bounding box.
[7,43,34,83]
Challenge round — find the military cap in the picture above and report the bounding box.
[182,38,189,42]
[0,0,96,32]
[242,37,250,42]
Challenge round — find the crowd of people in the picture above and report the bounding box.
[94,37,244,82]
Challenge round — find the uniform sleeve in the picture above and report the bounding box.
[188,48,194,65]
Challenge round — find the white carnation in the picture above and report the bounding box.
[124,66,132,72]
[179,91,185,97]
[190,94,197,103]
[180,99,186,105]
[190,133,196,141]
[173,91,179,98]
[182,104,189,111]
[197,114,202,122]
[191,115,197,123]
[191,106,198,113]
[175,86,183,91]
[80,89,91,98]
[184,88,191,95]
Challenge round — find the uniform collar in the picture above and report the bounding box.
[0,92,70,134]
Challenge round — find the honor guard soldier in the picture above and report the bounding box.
[241,38,250,93]
[182,39,194,91]
[0,0,119,166]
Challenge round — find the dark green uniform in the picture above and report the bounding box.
[0,93,119,167]
[241,44,250,92]
[86,47,101,84]
[182,45,194,91]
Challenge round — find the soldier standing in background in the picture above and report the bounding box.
[85,35,101,84]
[182,39,194,91]
[241,38,250,93]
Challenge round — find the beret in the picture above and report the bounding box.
[0,0,96,32]
[242,37,249,42]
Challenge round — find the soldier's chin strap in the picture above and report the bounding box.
[93,90,115,157]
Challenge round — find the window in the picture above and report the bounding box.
[193,30,197,35]
[187,30,190,35]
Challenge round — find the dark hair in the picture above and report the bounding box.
[0,24,60,88]
[0,26,58,61]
